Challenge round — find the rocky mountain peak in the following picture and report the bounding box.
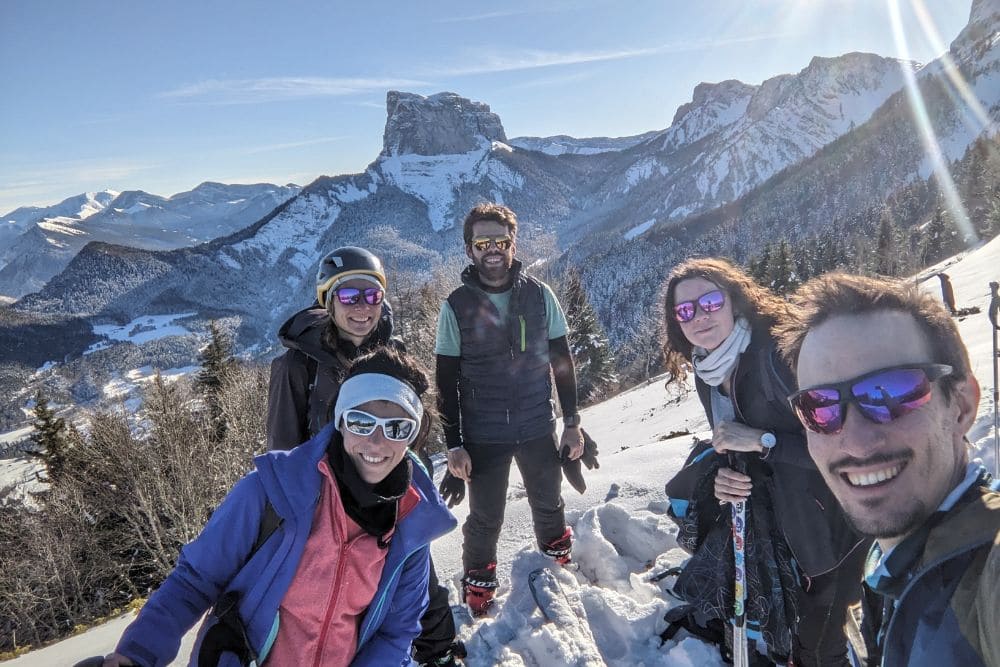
[952,0,1000,60]
[381,91,507,157]
[670,80,757,127]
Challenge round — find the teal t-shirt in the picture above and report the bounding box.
[434,282,568,356]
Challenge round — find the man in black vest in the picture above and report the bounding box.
[436,203,584,617]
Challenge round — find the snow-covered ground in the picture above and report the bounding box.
[84,313,196,355]
[5,237,1000,666]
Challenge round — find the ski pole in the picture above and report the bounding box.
[989,282,999,477]
[730,453,750,667]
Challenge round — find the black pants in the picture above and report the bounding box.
[462,433,566,572]
[412,555,456,663]
[795,542,869,667]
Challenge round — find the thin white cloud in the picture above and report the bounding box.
[158,77,430,105]
[242,136,348,155]
[432,0,605,24]
[433,8,554,23]
[505,70,598,90]
[352,100,390,109]
[425,32,795,77]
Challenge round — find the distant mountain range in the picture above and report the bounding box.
[4,0,998,407]
[0,182,300,299]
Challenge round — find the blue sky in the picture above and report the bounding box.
[0,0,972,213]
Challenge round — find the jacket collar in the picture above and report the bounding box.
[277,302,395,365]
[866,468,999,599]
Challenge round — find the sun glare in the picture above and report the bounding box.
[888,0,981,248]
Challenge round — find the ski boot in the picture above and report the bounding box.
[462,563,498,617]
[541,526,573,566]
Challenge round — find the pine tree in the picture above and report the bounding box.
[923,206,961,265]
[748,244,771,285]
[767,240,797,295]
[875,211,902,276]
[196,321,234,436]
[561,269,616,405]
[28,390,68,484]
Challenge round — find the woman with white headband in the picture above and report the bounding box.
[101,348,457,667]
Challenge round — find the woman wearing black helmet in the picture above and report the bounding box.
[267,246,398,451]
[266,247,464,666]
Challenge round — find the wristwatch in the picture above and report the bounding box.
[563,413,581,428]
[760,432,777,449]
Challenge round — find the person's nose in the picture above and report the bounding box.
[833,403,888,458]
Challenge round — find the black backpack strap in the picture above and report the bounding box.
[198,502,283,667]
[660,604,730,661]
[250,501,283,559]
[199,591,258,667]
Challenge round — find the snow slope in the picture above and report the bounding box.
[6,237,1000,666]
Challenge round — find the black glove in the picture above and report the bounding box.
[580,428,600,470]
[438,471,466,508]
[560,445,587,494]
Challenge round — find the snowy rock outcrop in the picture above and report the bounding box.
[382,91,507,157]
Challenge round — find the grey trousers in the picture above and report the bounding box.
[462,432,566,573]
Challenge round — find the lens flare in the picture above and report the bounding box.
[887,0,984,248]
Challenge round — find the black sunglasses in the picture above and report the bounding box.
[788,363,953,435]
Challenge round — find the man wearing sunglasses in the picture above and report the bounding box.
[778,272,1000,667]
[435,203,583,617]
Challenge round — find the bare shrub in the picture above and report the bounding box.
[0,362,270,651]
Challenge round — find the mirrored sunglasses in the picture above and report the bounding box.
[674,289,726,323]
[788,363,953,435]
[343,409,417,442]
[471,236,513,252]
[335,286,384,306]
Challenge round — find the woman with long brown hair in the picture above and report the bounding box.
[662,257,864,667]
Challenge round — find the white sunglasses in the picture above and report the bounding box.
[342,409,417,442]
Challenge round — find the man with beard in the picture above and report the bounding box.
[435,203,584,616]
[777,273,1000,667]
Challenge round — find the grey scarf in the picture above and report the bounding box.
[692,317,752,387]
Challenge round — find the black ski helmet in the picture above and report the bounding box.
[316,246,387,308]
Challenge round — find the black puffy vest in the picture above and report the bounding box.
[447,265,554,444]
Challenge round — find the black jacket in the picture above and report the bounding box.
[266,302,400,451]
[694,323,864,577]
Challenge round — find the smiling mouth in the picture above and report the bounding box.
[842,463,905,488]
[360,452,389,465]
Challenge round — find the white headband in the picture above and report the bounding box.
[333,373,424,440]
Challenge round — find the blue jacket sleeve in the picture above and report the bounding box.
[115,474,267,667]
[351,545,432,667]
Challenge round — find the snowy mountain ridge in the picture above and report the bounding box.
[6,1,999,393]
[509,132,660,156]
[0,182,300,300]
[599,51,917,224]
